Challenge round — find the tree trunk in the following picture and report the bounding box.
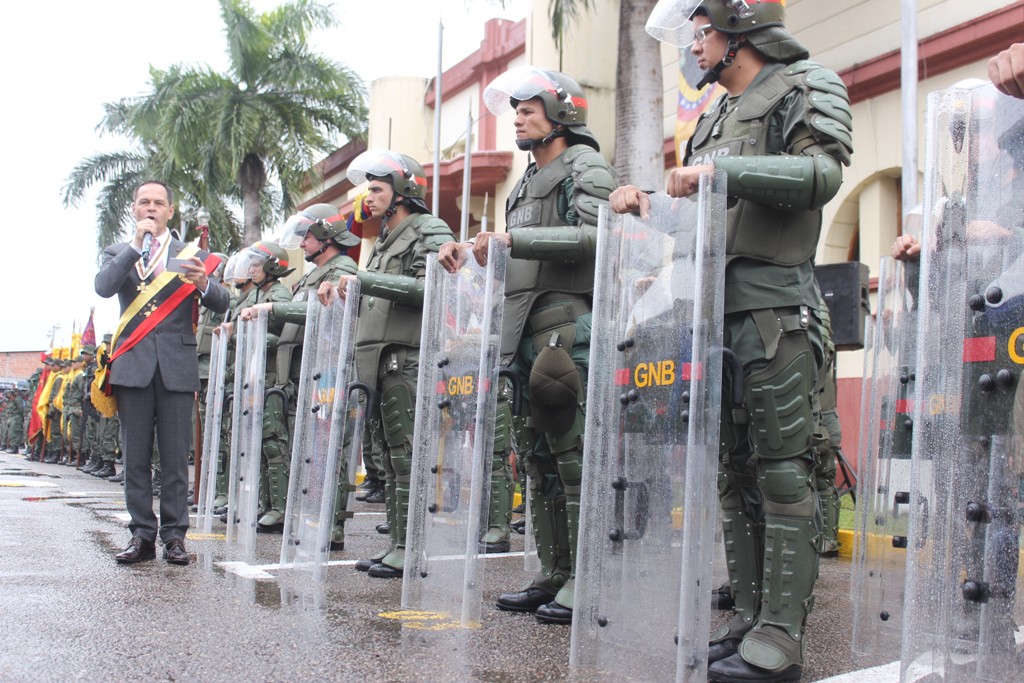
[613,0,664,190]
[240,153,266,246]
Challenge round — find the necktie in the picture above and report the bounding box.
[151,237,164,277]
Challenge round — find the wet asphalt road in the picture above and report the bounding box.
[0,450,869,682]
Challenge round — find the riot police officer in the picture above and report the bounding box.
[613,1,854,679]
[234,241,295,531]
[320,149,455,577]
[243,204,361,547]
[439,66,615,624]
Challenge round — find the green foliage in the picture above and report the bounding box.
[63,0,368,256]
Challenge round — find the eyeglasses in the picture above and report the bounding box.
[692,24,715,46]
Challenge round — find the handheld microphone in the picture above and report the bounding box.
[141,232,153,263]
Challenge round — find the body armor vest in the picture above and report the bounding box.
[276,253,355,383]
[354,213,449,382]
[686,62,822,266]
[501,145,600,361]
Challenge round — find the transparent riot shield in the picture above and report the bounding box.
[900,83,1024,682]
[570,181,726,683]
[225,309,268,559]
[279,287,362,581]
[402,241,506,627]
[196,325,229,533]
[850,256,918,663]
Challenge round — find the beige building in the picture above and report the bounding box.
[297,0,1024,469]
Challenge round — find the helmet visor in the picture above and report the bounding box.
[483,65,588,120]
[279,213,317,249]
[646,0,703,47]
[346,148,408,186]
[230,249,269,284]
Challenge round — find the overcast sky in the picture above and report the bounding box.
[0,0,526,352]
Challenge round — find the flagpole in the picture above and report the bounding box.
[432,15,443,216]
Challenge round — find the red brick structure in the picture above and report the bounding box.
[0,351,45,386]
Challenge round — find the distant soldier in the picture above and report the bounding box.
[62,350,92,466]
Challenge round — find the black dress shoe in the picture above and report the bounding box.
[354,558,375,572]
[535,600,573,625]
[163,538,190,566]
[108,470,124,483]
[510,519,526,535]
[707,654,802,682]
[115,537,156,564]
[330,540,345,551]
[375,522,390,535]
[708,638,741,664]
[367,562,403,578]
[496,586,556,613]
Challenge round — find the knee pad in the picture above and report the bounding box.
[746,333,817,460]
[529,327,582,435]
[758,458,816,517]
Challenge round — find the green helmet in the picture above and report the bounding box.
[484,66,600,151]
[279,203,361,250]
[646,0,785,46]
[347,149,430,213]
[244,241,295,280]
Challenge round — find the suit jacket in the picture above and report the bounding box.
[94,238,230,393]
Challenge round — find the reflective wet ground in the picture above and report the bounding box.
[0,451,864,682]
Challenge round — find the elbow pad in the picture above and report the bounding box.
[357,272,425,307]
[508,226,598,262]
[715,153,843,211]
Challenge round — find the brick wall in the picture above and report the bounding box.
[0,351,45,382]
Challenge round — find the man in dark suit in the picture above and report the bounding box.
[95,180,230,565]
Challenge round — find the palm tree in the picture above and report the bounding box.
[548,0,665,189]
[64,0,367,251]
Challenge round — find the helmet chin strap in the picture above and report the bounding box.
[696,38,741,90]
[304,237,331,263]
[515,126,566,151]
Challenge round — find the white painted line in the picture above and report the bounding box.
[110,512,132,522]
[217,561,277,579]
[258,550,524,574]
[817,661,899,682]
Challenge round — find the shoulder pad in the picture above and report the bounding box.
[566,146,615,225]
[413,215,455,237]
[325,254,358,276]
[788,61,854,164]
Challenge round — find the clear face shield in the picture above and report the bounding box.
[645,0,704,47]
[346,148,409,188]
[483,65,571,116]
[222,253,252,287]
[279,213,317,250]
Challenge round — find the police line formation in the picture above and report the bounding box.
[6,2,1021,682]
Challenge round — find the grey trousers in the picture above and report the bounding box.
[116,369,193,543]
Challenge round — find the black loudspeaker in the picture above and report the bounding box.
[814,262,870,351]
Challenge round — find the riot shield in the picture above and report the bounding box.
[196,325,229,533]
[569,181,726,683]
[225,309,268,559]
[900,83,1024,682]
[849,256,918,663]
[279,287,362,580]
[402,241,506,627]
